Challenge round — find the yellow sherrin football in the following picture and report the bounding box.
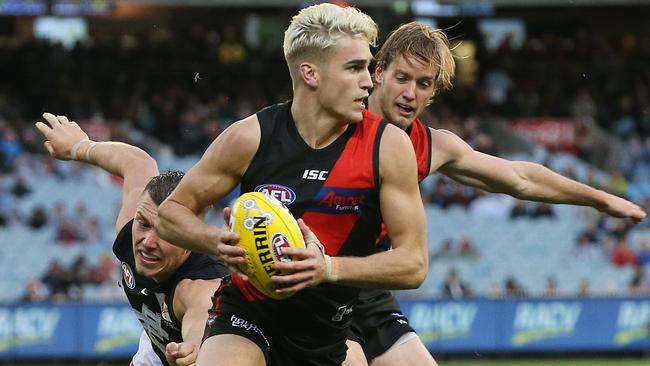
[229,191,305,299]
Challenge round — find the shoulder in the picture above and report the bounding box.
[112,219,134,256]
[380,123,412,148]
[429,128,473,160]
[219,115,260,148]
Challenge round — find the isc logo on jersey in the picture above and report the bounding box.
[230,192,305,299]
[255,184,296,205]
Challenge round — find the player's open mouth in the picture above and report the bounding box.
[138,250,161,266]
[396,103,415,116]
[354,98,366,108]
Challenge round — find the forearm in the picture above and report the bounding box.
[158,200,222,255]
[514,162,608,208]
[331,248,427,289]
[181,308,209,347]
[76,140,157,179]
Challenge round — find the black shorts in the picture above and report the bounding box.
[203,275,353,366]
[348,290,416,362]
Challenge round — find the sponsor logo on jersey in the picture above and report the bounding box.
[121,262,136,289]
[311,187,371,214]
[615,301,650,345]
[95,307,141,353]
[254,184,296,205]
[512,302,581,346]
[331,304,354,322]
[302,169,329,181]
[230,314,270,348]
[0,307,61,351]
[271,233,292,262]
[408,303,478,342]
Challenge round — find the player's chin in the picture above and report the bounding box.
[346,109,364,123]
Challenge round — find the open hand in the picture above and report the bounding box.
[34,112,89,160]
[601,195,646,223]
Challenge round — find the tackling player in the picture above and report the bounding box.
[35,113,229,366]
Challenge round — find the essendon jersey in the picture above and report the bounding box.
[236,101,387,328]
[370,118,432,256]
[408,119,433,182]
[113,220,229,365]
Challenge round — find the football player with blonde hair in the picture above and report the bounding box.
[157,4,428,366]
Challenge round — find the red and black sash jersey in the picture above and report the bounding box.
[113,220,229,365]
[370,118,432,256]
[237,101,387,309]
[408,118,433,182]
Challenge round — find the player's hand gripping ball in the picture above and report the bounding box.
[230,192,305,299]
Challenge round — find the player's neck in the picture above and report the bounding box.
[291,94,349,150]
[367,92,382,117]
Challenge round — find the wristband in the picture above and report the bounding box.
[70,139,89,161]
[85,141,98,162]
[324,254,338,283]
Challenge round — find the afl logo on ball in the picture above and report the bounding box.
[121,262,136,289]
[271,233,292,262]
[254,184,296,205]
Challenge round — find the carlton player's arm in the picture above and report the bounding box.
[164,278,222,366]
[35,112,159,233]
[430,128,646,222]
[157,116,259,262]
[333,124,428,289]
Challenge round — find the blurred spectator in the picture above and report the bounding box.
[27,206,48,230]
[71,256,94,285]
[629,266,647,295]
[431,239,455,260]
[638,239,650,266]
[611,238,639,267]
[510,200,529,219]
[93,253,117,284]
[56,221,82,245]
[575,219,599,245]
[532,203,555,218]
[578,279,591,297]
[441,269,472,299]
[543,276,558,297]
[459,237,479,258]
[40,260,72,300]
[505,276,526,297]
[21,279,48,303]
[0,127,22,172]
[11,175,31,198]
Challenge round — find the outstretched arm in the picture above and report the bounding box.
[35,113,159,232]
[431,128,646,222]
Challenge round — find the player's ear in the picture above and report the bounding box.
[374,63,385,85]
[299,62,319,88]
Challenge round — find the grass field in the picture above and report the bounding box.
[444,359,648,366]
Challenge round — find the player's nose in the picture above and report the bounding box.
[142,230,159,248]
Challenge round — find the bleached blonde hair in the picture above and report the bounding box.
[283,3,378,72]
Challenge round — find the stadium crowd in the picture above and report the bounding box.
[2,23,650,302]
